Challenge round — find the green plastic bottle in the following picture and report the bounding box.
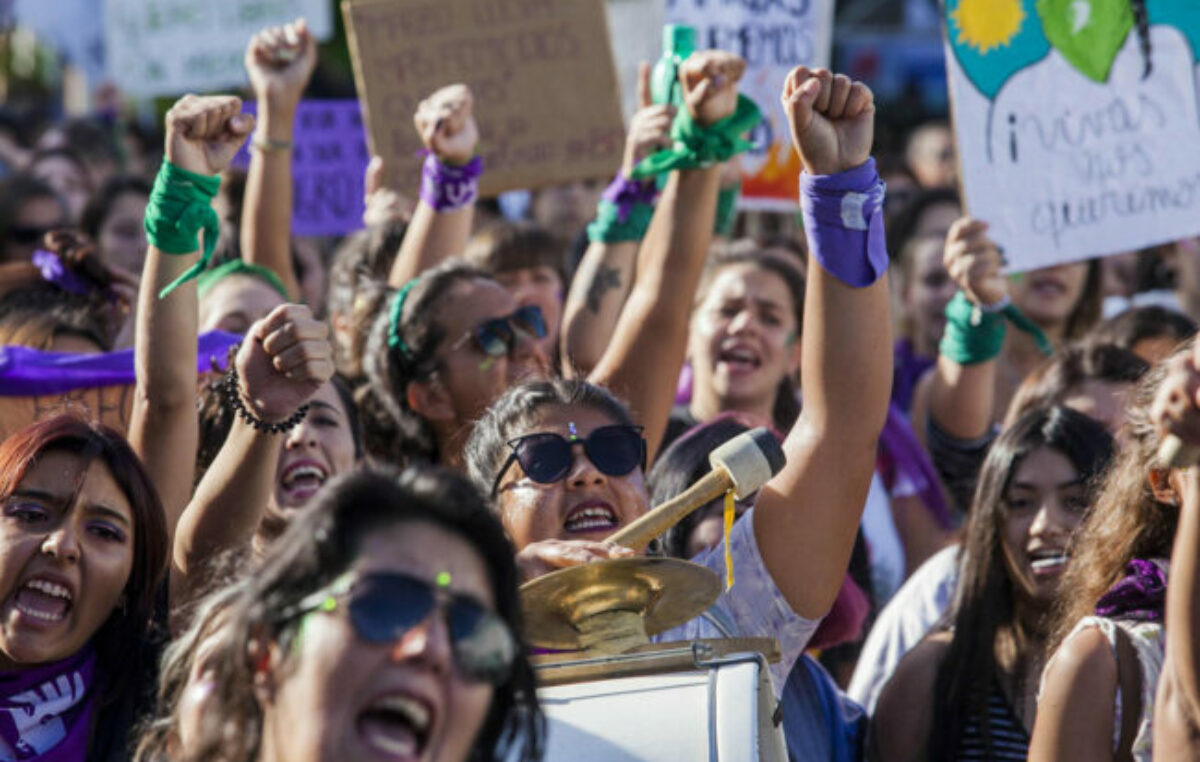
[650,24,695,107]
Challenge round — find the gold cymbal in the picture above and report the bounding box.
[520,557,722,652]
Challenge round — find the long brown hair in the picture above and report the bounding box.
[0,415,168,704]
[931,405,1114,759]
[1049,343,1188,650]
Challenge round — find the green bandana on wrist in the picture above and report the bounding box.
[940,291,1054,365]
[715,181,741,235]
[940,291,1007,365]
[144,160,221,298]
[630,94,762,179]
[587,199,655,243]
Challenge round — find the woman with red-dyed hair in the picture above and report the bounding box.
[0,415,168,760]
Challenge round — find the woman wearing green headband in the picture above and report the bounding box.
[363,54,755,473]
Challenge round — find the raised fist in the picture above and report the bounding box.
[679,51,746,127]
[944,217,1008,307]
[245,18,318,109]
[781,67,874,176]
[236,303,334,424]
[165,95,255,176]
[414,84,479,166]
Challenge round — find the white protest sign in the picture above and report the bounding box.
[104,0,333,97]
[665,0,834,211]
[944,0,1200,272]
[15,0,105,83]
[606,0,666,121]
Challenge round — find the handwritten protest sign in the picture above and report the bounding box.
[342,0,626,197]
[104,0,333,97]
[944,0,1200,271]
[665,0,834,211]
[232,100,370,237]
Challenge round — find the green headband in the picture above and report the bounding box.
[387,277,422,356]
[196,259,290,301]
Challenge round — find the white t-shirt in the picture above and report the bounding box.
[847,543,961,713]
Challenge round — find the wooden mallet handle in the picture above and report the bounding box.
[607,428,787,552]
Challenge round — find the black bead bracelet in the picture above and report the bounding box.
[220,362,309,434]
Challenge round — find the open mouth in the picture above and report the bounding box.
[1029,276,1067,299]
[563,502,619,535]
[1029,549,1070,576]
[279,460,329,502]
[14,577,73,623]
[357,693,433,760]
[717,344,762,373]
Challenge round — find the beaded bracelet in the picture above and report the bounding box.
[219,361,309,434]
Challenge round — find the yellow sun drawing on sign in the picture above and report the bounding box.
[952,0,1026,54]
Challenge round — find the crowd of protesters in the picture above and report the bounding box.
[1,14,1200,762]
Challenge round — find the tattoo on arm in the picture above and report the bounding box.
[585,265,622,314]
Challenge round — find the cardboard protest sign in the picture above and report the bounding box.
[665,0,834,211]
[944,0,1200,272]
[342,0,626,197]
[232,100,371,237]
[104,0,333,97]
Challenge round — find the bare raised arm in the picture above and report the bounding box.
[130,94,253,543]
[751,67,892,620]
[388,85,479,286]
[170,304,333,608]
[923,217,1008,441]
[1150,344,1200,758]
[588,51,745,461]
[563,65,674,377]
[240,18,317,301]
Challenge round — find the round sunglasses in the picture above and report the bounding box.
[451,304,547,358]
[285,570,517,685]
[492,424,646,495]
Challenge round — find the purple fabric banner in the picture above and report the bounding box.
[0,332,240,396]
[232,100,370,237]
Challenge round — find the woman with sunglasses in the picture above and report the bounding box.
[0,415,168,760]
[364,52,748,470]
[465,66,891,694]
[161,466,542,762]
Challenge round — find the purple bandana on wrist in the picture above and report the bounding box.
[799,158,888,288]
[1095,558,1168,623]
[601,173,658,223]
[31,250,91,297]
[419,153,483,212]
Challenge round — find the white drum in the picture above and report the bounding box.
[531,647,786,762]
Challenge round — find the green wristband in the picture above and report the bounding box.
[144,160,221,298]
[587,199,655,243]
[630,94,762,179]
[939,291,1007,365]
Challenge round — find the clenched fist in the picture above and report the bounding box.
[781,67,874,176]
[165,95,255,176]
[414,84,479,166]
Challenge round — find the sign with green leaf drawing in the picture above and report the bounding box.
[943,0,1200,271]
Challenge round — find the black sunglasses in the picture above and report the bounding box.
[492,424,646,495]
[286,571,517,685]
[451,305,547,358]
